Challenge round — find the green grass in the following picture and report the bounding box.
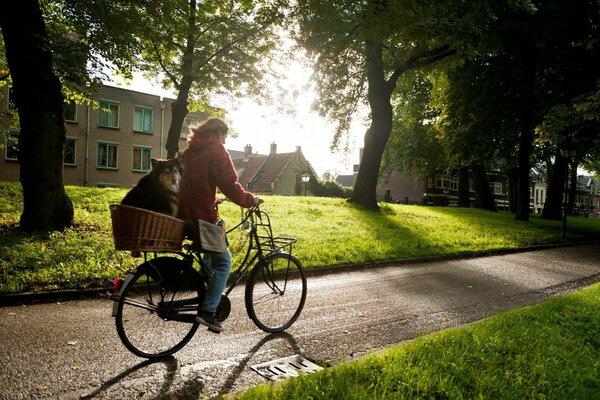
[1,181,600,294]
[234,282,600,400]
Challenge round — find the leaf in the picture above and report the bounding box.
[68,340,78,346]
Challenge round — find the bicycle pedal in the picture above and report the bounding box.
[207,327,222,334]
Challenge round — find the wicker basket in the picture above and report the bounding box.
[109,204,185,252]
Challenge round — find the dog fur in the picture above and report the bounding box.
[121,157,182,217]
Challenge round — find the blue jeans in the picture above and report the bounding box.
[201,249,231,313]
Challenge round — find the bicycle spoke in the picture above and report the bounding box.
[245,254,307,333]
[115,263,200,358]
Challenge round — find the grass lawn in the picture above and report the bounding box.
[234,281,600,399]
[2,182,600,399]
[1,181,600,294]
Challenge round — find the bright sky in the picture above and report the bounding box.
[113,64,366,177]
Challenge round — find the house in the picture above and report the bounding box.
[338,150,600,216]
[572,175,598,218]
[231,142,318,196]
[335,148,361,189]
[1,84,212,188]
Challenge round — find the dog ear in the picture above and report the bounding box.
[151,158,159,170]
[175,155,184,172]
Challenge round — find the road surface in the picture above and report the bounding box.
[1,243,599,399]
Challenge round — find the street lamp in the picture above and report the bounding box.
[301,173,310,196]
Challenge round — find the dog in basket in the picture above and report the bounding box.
[121,157,182,217]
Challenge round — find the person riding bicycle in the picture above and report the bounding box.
[178,118,261,333]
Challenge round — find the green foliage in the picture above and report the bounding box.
[293,0,491,148]
[131,0,287,107]
[2,182,599,295]
[237,282,600,399]
[311,179,352,198]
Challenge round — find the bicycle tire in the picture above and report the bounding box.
[245,253,307,333]
[115,264,200,358]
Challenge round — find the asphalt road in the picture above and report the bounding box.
[1,243,599,400]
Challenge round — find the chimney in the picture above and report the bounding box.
[295,146,301,153]
[244,144,252,158]
[270,142,277,155]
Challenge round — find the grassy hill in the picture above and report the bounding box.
[1,181,599,295]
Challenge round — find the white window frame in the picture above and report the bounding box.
[490,182,503,195]
[435,175,458,190]
[4,132,19,161]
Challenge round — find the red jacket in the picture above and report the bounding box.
[178,136,256,222]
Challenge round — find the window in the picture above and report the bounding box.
[490,182,503,195]
[180,115,199,138]
[132,146,152,172]
[5,132,19,160]
[64,102,77,123]
[133,107,153,133]
[97,142,118,169]
[435,176,458,190]
[64,137,76,165]
[98,100,120,128]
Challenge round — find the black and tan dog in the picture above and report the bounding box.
[121,157,182,217]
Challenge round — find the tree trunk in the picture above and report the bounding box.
[541,152,565,221]
[165,0,196,159]
[567,162,578,215]
[0,0,74,232]
[470,161,497,212]
[457,166,470,208]
[166,96,190,158]
[507,167,518,214]
[350,39,393,209]
[515,35,536,222]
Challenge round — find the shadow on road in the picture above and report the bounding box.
[84,357,180,399]
[217,331,301,394]
[86,332,302,399]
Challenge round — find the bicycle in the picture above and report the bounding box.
[108,202,307,359]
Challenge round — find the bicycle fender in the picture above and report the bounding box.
[112,270,138,317]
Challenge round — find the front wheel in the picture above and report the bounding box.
[245,253,307,333]
[115,263,201,358]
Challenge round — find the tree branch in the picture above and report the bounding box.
[387,44,456,89]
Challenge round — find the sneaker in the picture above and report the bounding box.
[195,311,223,333]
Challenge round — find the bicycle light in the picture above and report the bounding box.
[113,277,124,293]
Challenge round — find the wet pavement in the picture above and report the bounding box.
[1,243,599,399]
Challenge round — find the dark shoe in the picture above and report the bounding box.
[195,311,223,333]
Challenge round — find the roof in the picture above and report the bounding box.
[235,156,268,189]
[336,174,357,188]
[229,145,317,194]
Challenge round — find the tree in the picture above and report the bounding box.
[0,0,73,231]
[127,0,286,158]
[294,0,492,208]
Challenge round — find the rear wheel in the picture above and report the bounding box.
[115,267,200,358]
[245,253,307,333]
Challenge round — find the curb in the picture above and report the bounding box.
[0,287,112,307]
[2,240,598,307]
